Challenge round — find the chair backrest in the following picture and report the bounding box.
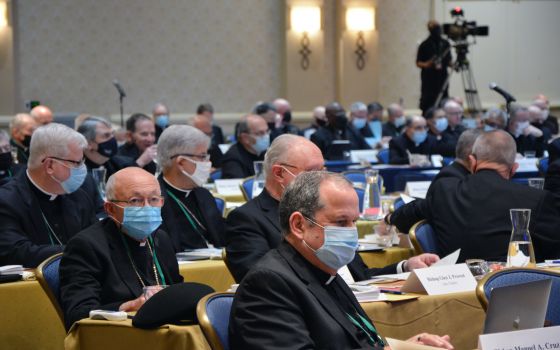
[342,170,366,186]
[408,220,437,254]
[239,176,254,202]
[210,169,222,181]
[377,149,389,164]
[538,157,549,174]
[476,268,560,326]
[197,292,235,350]
[392,197,405,211]
[214,196,226,217]
[36,253,64,325]
[354,187,365,212]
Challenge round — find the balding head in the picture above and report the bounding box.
[30,105,53,126]
[191,114,213,137]
[528,105,545,124]
[272,98,291,116]
[263,135,324,200]
[105,167,162,231]
[237,114,269,155]
[470,130,517,178]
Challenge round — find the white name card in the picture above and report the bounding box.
[516,158,539,172]
[404,181,431,199]
[214,179,243,196]
[401,263,477,295]
[350,149,379,163]
[478,325,560,350]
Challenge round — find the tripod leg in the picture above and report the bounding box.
[460,63,482,117]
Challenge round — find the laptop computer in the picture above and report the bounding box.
[483,279,552,334]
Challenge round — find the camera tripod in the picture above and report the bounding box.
[434,43,482,117]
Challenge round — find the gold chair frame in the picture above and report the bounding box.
[408,219,428,255]
[475,267,560,312]
[196,292,236,350]
[36,252,65,326]
[239,176,255,202]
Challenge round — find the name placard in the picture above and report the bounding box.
[478,325,560,350]
[516,158,539,172]
[401,264,477,295]
[214,179,243,196]
[404,181,431,199]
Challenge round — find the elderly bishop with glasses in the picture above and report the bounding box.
[0,123,96,268]
[59,167,183,330]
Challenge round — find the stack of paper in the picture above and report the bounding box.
[176,248,223,261]
[0,265,23,275]
[348,284,386,302]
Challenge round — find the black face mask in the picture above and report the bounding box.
[334,114,348,130]
[283,111,292,123]
[22,135,32,148]
[316,119,327,127]
[97,137,118,158]
[0,152,12,171]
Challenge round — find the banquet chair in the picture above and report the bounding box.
[476,268,560,325]
[214,196,226,217]
[197,292,236,350]
[538,157,549,174]
[239,176,255,201]
[36,253,64,326]
[409,220,437,254]
[210,169,222,182]
[377,149,389,164]
[342,170,366,187]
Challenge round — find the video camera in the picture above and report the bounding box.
[443,7,489,42]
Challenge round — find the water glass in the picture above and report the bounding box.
[91,168,107,199]
[465,259,490,279]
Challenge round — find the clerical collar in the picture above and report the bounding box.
[27,170,58,201]
[163,176,191,198]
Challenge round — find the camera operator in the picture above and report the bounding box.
[416,20,452,115]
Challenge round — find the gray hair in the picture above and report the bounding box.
[152,102,169,114]
[387,103,402,117]
[105,173,117,200]
[28,123,88,169]
[278,171,353,236]
[350,102,367,114]
[471,130,516,167]
[482,108,508,125]
[9,113,33,133]
[455,129,482,161]
[263,134,304,178]
[157,125,210,171]
[444,100,463,112]
[77,116,112,142]
[508,104,528,123]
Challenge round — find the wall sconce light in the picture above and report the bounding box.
[0,2,8,28]
[346,8,375,70]
[290,6,321,70]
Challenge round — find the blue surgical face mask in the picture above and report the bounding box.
[51,162,87,194]
[304,217,358,271]
[394,116,406,128]
[118,206,162,241]
[252,134,270,155]
[155,115,169,129]
[484,124,496,132]
[412,130,428,145]
[435,118,448,132]
[352,118,367,130]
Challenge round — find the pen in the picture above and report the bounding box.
[379,289,405,295]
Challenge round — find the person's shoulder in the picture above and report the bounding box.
[227,196,260,221]
[67,220,107,247]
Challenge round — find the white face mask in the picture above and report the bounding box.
[180,157,211,187]
[515,121,529,137]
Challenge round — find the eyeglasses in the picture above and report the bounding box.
[171,153,211,162]
[249,130,270,138]
[110,196,165,207]
[43,156,85,168]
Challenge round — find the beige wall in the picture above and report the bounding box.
[1,0,558,123]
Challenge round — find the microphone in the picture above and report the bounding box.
[112,79,126,98]
[489,82,516,103]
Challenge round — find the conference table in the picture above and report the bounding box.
[64,291,485,350]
